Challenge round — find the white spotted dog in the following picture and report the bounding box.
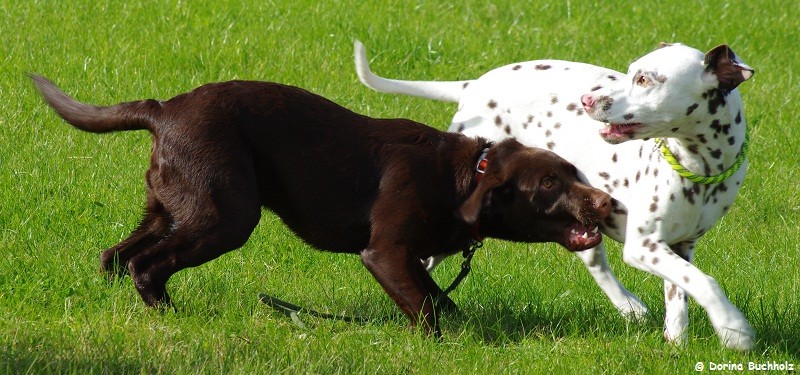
[353,40,755,350]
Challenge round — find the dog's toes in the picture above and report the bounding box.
[663,328,688,347]
[716,321,755,351]
[150,293,176,313]
[435,295,460,314]
[617,296,649,323]
[99,252,129,281]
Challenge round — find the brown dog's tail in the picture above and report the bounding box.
[30,74,159,133]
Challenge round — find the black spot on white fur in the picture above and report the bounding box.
[704,88,726,114]
[686,103,699,116]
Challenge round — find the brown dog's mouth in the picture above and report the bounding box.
[564,222,602,251]
[600,123,643,142]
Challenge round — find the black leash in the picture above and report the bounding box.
[258,293,371,325]
[258,240,483,326]
[437,240,482,301]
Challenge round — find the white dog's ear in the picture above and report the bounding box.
[703,45,755,92]
[657,42,674,49]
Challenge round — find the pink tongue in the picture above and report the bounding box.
[568,223,600,249]
[603,123,641,137]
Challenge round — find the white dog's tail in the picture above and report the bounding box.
[354,39,470,103]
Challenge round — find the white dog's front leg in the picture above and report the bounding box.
[575,243,648,322]
[662,241,696,346]
[623,236,754,351]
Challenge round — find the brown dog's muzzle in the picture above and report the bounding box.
[563,186,611,252]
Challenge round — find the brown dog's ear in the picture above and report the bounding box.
[458,172,504,225]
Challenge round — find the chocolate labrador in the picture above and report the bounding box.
[31,75,611,335]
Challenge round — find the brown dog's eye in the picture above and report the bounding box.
[541,177,554,190]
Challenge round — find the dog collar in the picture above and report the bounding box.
[475,148,490,183]
[655,130,749,184]
[469,147,491,241]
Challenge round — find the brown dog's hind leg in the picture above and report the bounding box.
[100,197,171,280]
[126,203,261,308]
[125,156,262,308]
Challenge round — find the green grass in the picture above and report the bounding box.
[2,0,799,373]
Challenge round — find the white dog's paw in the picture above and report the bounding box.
[663,327,688,347]
[716,321,755,351]
[617,295,649,323]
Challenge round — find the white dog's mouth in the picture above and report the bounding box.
[600,123,643,143]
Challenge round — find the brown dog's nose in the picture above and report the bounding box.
[581,94,595,110]
[593,192,612,218]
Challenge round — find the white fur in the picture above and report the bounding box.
[355,40,755,350]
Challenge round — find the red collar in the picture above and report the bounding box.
[471,148,490,241]
[475,148,490,183]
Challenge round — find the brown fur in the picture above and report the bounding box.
[31,75,611,335]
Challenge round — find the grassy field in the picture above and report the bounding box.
[1,0,798,373]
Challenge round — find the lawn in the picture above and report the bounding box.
[1,0,798,373]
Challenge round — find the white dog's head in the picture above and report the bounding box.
[581,43,754,144]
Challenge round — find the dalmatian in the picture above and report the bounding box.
[353,40,755,350]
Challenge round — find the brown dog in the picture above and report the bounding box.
[32,75,611,335]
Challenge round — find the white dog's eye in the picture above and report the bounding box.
[635,74,651,86]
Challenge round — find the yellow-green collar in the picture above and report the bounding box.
[655,131,749,185]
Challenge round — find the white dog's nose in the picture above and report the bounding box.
[581,94,595,110]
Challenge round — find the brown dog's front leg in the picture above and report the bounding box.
[360,247,440,337]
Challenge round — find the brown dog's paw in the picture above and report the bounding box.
[435,295,460,314]
[100,251,130,281]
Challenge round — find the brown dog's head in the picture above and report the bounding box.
[459,139,611,251]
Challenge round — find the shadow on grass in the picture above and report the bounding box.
[441,295,663,346]
[1,345,146,374]
[747,298,800,357]
[254,280,800,356]
[447,294,800,356]
[257,291,663,346]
